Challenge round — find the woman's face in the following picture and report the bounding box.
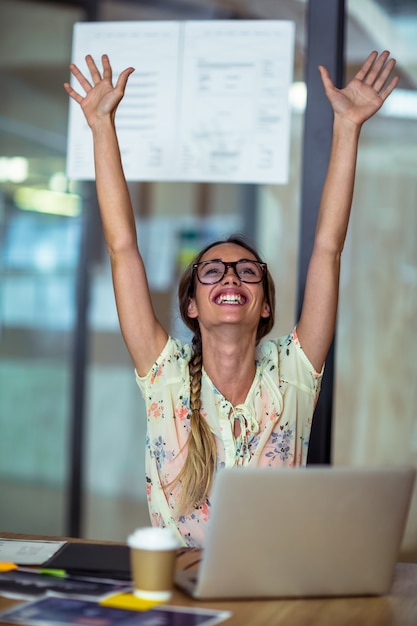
[187,243,271,334]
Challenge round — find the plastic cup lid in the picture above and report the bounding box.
[127,527,180,550]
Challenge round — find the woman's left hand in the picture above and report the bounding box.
[319,50,399,127]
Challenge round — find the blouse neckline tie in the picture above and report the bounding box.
[230,405,260,465]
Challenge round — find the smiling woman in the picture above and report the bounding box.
[64,50,399,547]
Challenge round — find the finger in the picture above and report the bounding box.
[115,66,135,93]
[373,57,397,93]
[318,65,335,91]
[354,51,378,82]
[379,75,400,102]
[101,54,113,83]
[63,82,84,104]
[69,62,93,93]
[85,54,103,85]
[362,50,391,86]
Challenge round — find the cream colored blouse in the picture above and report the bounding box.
[136,327,323,547]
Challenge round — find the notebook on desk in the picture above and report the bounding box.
[175,465,415,600]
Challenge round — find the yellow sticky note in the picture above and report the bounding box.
[100,592,164,611]
[0,562,17,572]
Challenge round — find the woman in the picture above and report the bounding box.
[65,50,398,547]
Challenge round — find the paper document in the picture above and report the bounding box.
[67,20,294,184]
[0,538,66,565]
[0,596,232,625]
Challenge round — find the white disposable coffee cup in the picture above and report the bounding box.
[127,527,180,601]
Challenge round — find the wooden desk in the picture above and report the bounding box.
[1,533,417,626]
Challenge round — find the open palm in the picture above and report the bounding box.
[64,54,134,128]
[319,50,399,126]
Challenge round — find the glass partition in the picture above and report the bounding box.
[0,0,85,535]
[333,0,417,561]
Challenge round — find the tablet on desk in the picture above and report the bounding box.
[175,465,416,599]
[43,542,131,580]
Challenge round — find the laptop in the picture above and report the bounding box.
[175,465,415,599]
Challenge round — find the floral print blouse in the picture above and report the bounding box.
[135,327,323,547]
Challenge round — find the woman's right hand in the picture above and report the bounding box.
[64,54,135,129]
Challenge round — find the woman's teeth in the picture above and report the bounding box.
[216,293,244,305]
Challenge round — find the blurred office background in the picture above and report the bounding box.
[0,0,416,558]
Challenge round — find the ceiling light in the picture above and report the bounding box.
[14,187,81,217]
[0,157,29,183]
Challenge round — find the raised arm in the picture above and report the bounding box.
[64,54,168,375]
[296,51,399,372]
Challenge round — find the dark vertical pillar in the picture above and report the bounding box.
[68,185,99,537]
[241,184,258,246]
[67,0,101,538]
[297,0,345,464]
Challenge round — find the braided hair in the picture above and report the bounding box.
[175,235,276,513]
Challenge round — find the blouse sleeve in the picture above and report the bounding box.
[277,327,323,398]
[135,336,192,398]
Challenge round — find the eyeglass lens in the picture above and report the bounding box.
[197,260,264,284]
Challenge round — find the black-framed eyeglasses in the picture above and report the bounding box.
[193,259,267,284]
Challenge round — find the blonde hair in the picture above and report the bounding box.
[175,235,275,514]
